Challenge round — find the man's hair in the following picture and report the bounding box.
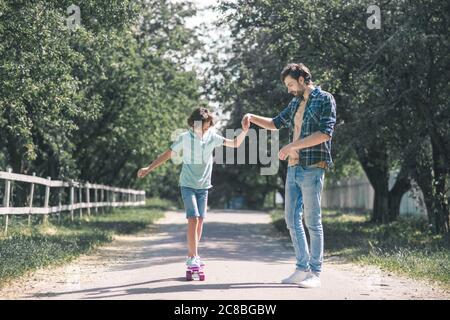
[187,107,216,127]
[281,63,312,84]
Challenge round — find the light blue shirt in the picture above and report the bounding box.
[170,128,225,189]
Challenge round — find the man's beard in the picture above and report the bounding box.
[293,88,305,97]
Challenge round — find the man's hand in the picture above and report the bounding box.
[242,113,252,129]
[137,167,149,178]
[278,144,294,161]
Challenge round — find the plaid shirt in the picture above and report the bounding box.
[272,86,336,168]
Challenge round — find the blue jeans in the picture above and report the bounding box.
[285,165,325,274]
[180,186,208,219]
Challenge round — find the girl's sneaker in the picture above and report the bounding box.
[185,256,200,268]
[196,256,205,267]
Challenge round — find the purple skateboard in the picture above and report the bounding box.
[186,265,205,281]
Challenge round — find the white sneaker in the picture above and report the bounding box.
[185,256,200,268]
[298,272,321,288]
[195,256,205,267]
[281,270,310,284]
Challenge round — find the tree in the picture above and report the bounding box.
[210,0,449,234]
[71,0,203,197]
[0,0,204,204]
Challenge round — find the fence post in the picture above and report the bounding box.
[106,189,109,213]
[86,183,91,217]
[109,189,113,213]
[28,172,36,227]
[70,181,74,221]
[43,177,51,225]
[110,189,113,213]
[79,183,83,219]
[94,186,98,214]
[101,188,104,214]
[58,187,62,224]
[3,167,12,235]
[111,189,116,210]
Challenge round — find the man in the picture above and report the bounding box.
[242,63,336,288]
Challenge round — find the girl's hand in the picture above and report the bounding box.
[137,167,149,178]
[242,115,250,132]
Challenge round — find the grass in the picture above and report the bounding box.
[271,209,450,290]
[0,197,173,287]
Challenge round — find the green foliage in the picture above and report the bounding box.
[209,0,449,230]
[0,0,202,199]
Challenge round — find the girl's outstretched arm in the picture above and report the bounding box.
[223,126,249,149]
[137,149,175,178]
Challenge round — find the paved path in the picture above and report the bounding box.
[1,210,448,300]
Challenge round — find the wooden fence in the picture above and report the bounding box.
[0,168,146,234]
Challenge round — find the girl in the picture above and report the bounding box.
[137,107,249,268]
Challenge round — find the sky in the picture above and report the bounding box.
[172,0,232,72]
[171,0,223,28]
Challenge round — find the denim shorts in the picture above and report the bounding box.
[180,186,209,219]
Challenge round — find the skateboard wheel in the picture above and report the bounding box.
[186,270,193,281]
[199,273,205,281]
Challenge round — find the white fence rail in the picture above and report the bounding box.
[322,172,427,217]
[0,168,146,234]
